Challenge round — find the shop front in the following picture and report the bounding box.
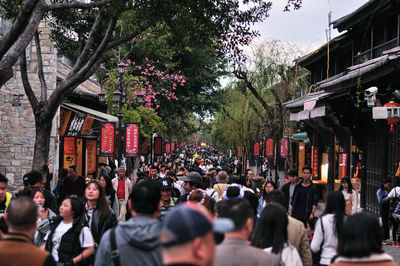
[59,102,118,179]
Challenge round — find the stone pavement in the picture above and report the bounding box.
[383,245,400,263]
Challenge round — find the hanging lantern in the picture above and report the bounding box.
[384,101,400,132]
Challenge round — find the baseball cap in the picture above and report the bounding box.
[158,178,173,190]
[161,202,234,247]
[180,171,203,187]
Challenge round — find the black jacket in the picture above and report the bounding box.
[88,207,118,245]
[46,216,88,265]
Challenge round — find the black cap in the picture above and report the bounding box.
[158,178,173,190]
[180,172,203,187]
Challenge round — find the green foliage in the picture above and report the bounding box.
[121,106,166,139]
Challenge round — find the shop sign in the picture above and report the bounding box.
[142,138,149,155]
[81,117,94,135]
[86,139,97,173]
[154,137,163,155]
[312,147,319,177]
[64,137,76,154]
[125,123,140,157]
[100,123,115,156]
[63,154,76,168]
[280,139,288,158]
[165,143,171,153]
[254,142,260,156]
[266,138,274,157]
[66,113,86,136]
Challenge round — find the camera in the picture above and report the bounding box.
[364,86,378,107]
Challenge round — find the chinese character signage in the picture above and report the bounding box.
[266,138,274,157]
[86,139,97,174]
[312,147,319,177]
[64,137,76,154]
[125,123,140,157]
[142,138,149,155]
[280,139,288,158]
[100,123,115,156]
[165,143,171,154]
[154,137,163,155]
[254,142,260,156]
[66,113,86,136]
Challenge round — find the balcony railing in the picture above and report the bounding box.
[353,38,398,65]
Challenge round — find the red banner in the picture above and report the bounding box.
[142,138,149,155]
[165,143,171,153]
[86,139,97,174]
[64,137,76,154]
[154,137,163,155]
[100,123,115,156]
[238,146,242,157]
[312,147,319,177]
[171,142,176,152]
[280,139,288,158]
[266,138,274,157]
[254,142,260,156]
[125,123,140,157]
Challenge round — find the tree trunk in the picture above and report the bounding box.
[32,117,52,171]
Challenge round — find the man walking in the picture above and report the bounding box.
[291,166,319,222]
[213,198,280,266]
[158,178,176,221]
[281,169,299,212]
[95,180,162,266]
[112,166,132,222]
[0,197,56,266]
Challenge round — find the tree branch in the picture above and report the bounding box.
[34,31,48,101]
[0,0,39,59]
[234,69,269,111]
[46,0,112,11]
[70,9,104,75]
[20,50,39,111]
[106,25,148,51]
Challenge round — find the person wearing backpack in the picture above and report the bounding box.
[94,180,162,266]
[387,178,400,246]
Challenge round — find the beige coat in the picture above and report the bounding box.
[112,177,132,202]
[288,216,313,266]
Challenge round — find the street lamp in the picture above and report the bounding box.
[99,62,144,166]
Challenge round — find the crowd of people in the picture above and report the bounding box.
[0,146,398,266]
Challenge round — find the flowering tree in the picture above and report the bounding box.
[101,59,185,137]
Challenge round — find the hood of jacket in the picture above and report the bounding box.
[119,216,161,250]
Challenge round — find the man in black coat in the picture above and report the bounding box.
[280,168,299,213]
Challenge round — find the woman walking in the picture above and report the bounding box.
[98,175,119,218]
[339,177,358,215]
[376,179,391,243]
[84,180,118,246]
[32,189,56,247]
[44,195,94,265]
[252,204,303,266]
[311,191,346,266]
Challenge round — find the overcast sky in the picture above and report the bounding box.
[253,0,369,52]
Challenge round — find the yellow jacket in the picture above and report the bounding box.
[4,192,12,213]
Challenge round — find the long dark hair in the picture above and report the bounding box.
[339,177,353,194]
[337,213,383,258]
[251,204,288,254]
[262,180,277,197]
[85,180,111,220]
[100,174,115,198]
[323,191,345,236]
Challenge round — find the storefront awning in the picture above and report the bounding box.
[61,102,118,123]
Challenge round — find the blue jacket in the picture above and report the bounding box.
[376,188,389,205]
[290,181,319,221]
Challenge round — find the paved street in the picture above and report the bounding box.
[384,246,400,263]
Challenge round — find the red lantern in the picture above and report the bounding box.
[384,101,400,132]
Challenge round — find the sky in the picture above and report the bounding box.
[253,0,369,53]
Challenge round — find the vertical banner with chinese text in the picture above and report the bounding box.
[154,137,163,156]
[280,139,288,158]
[165,143,171,154]
[125,123,140,157]
[311,146,319,177]
[141,138,149,155]
[63,136,76,168]
[100,123,115,156]
[254,142,260,156]
[266,138,274,157]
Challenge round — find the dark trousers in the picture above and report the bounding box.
[380,204,390,240]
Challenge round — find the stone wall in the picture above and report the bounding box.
[0,21,58,191]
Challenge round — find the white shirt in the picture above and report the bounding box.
[388,187,400,198]
[44,221,94,262]
[310,214,338,265]
[205,188,220,202]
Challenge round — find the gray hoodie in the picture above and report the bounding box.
[94,216,162,266]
